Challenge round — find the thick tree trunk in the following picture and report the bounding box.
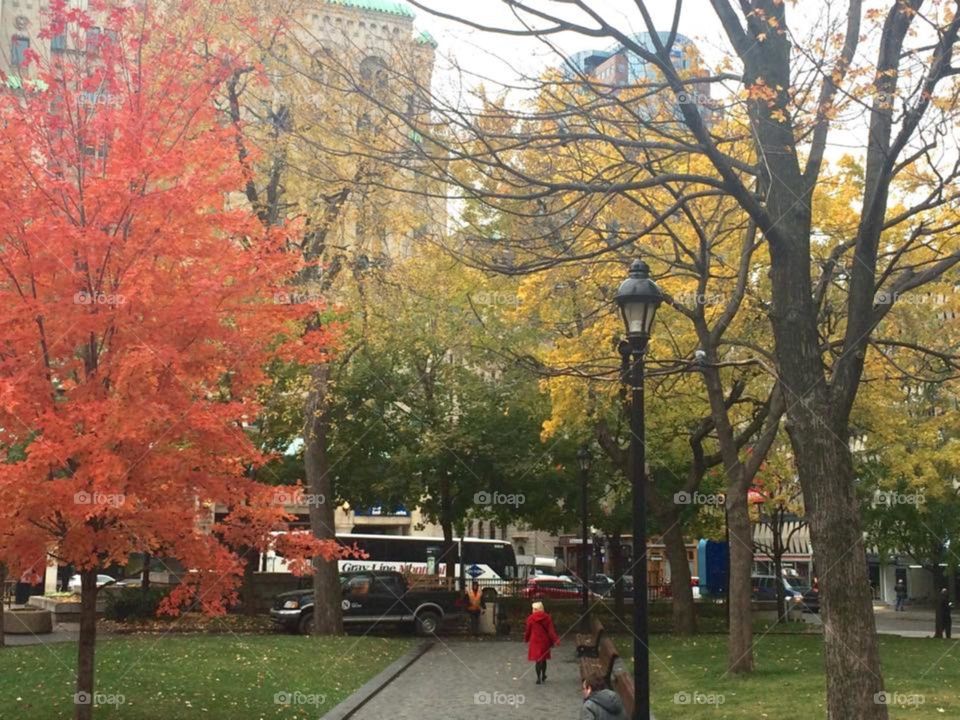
[610,528,625,619]
[789,417,886,719]
[765,157,887,715]
[304,363,343,636]
[74,569,98,720]
[658,508,696,635]
[726,483,753,673]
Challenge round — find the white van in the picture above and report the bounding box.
[516,555,561,580]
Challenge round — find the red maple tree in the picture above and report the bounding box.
[0,3,341,717]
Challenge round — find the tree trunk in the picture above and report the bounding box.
[658,507,696,635]
[611,528,625,619]
[74,569,98,720]
[773,517,786,622]
[237,548,259,615]
[304,363,343,636]
[439,475,456,586]
[790,419,886,718]
[726,482,754,673]
[764,163,888,715]
[0,563,6,649]
[931,561,946,638]
[140,553,151,600]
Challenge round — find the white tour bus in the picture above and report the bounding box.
[263,532,519,598]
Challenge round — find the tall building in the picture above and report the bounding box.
[566,31,700,85]
[566,31,717,122]
[281,0,446,260]
[0,0,43,77]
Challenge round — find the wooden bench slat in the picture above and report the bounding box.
[578,616,637,718]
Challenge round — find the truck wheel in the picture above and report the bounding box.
[297,612,314,636]
[415,610,441,636]
[481,588,497,603]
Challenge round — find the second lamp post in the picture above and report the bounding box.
[577,445,592,614]
[615,258,664,720]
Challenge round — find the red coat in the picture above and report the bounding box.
[524,610,559,661]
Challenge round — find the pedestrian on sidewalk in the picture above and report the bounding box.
[465,581,485,636]
[894,579,907,612]
[580,673,625,720]
[936,587,952,639]
[524,600,559,684]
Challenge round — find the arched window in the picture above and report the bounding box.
[11,35,29,67]
[359,55,388,92]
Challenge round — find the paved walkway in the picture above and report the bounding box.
[2,622,81,646]
[797,606,946,638]
[350,639,583,719]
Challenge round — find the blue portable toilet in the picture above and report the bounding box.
[697,539,729,597]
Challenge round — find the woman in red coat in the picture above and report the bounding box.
[524,601,560,684]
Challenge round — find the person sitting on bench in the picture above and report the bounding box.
[580,672,625,720]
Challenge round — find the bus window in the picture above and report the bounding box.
[462,542,517,579]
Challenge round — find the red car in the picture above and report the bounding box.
[521,576,601,600]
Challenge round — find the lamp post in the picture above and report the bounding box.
[615,258,663,720]
[577,445,592,614]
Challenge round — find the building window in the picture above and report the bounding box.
[51,33,67,52]
[11,35,29,67]
[86,27,102,55]
[359,55,388,92]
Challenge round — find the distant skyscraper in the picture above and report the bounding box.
[568,32,701,85]
[565,31,716,121]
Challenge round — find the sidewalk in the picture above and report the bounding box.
[2,621,81,646]
[799,605,947,638]
[873,605,944,638]
[348,639,583,719]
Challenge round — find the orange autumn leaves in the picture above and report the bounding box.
[0,1,341,613]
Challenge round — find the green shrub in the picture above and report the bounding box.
[103,587,171,621]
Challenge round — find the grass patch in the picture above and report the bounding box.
[0,634,414,719]
[608,634,958,719]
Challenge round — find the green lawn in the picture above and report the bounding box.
[635,634,960,719]
[0,634,414,719]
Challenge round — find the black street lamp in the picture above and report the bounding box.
[577,445,592,613]
[615,258,664,720]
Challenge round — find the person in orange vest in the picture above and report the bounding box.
[465,581,485,636]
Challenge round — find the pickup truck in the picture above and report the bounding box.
[269,570,463,636]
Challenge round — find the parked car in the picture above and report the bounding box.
[751,575,806,606]
[270,570,462,636]
[67,574,116,593]
[588,574,615,597]
[521,575,601,601]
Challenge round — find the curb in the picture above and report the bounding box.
[321,640,433,720]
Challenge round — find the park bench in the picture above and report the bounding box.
[576,616,636,718]
[575,614,604,659]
